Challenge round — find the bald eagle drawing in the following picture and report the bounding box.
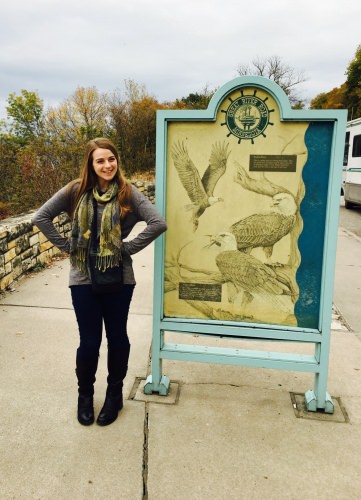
[209,232,293,307]
[230,193,297,260]
[171,140,230,231]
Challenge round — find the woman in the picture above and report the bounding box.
[32,138,167,426]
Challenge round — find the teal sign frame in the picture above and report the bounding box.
[144,76,347,413]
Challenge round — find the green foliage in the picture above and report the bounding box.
[310,92,329,109]
[179,88,215,110]
[0,82,164,218]
[310,84,347,111]
[310,45,361,119]
[108,81,162,177]
[291,101,305,110]
[0,132,22,213]
[6,90,44,145]
[46,86,109,145]
[344,44,361,120]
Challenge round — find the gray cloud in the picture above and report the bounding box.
[0,0,360,116]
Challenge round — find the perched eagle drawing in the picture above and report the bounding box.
[210,232,293,306]
[171,140,230,231]
[230,193,297,260]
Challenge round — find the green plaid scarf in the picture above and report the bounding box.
[70,182,122,276]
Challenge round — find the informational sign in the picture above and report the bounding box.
[164,85,334,330]
[145,77,347,413]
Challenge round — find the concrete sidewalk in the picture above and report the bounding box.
[1,221,361,500]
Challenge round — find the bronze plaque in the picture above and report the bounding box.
[179,283,222,302]
[250,154,297,172]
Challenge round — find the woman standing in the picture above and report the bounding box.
[32,138,167,426]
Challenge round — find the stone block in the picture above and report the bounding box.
[40,241,53,253]
[15,235,30,254]
[4,248,16,264]
[20,248,35,261]
[12,257,23,278]
[29,234,39,247]
[49,247,61,258]
[0,262,5,278]
[0,273,14,291]
[0,237,8,253]
[59,212,71,225]
[7,226,20,240]
[38,232,49,244]
[22,258,34,272]
[32,244,40,256]
[37,252,52,266]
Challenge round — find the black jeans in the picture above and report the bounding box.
[71,284,135,361]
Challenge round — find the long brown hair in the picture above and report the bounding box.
[68,137,133,219]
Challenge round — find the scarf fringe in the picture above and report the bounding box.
[70,247,88,275]
[96,254,122,272]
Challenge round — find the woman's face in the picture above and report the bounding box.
[92,148,118,191]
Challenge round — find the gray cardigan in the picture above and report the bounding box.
[32,183,167,286]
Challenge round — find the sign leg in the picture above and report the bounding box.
[304,343,334,413]
[144,329,170,395]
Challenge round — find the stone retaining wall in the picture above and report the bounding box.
[0,181,155,292]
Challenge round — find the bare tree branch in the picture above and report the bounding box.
[237,55,307,105]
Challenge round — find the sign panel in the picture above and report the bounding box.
[163,85,334,330]
[145,77,347,411]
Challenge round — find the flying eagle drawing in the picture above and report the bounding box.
[209,232,293,306]
[230,193,297,260]
[171,140,230,231]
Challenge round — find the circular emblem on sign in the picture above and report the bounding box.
[221,90,274,144]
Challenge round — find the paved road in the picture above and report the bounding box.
[333,196,361,334]
[339,195,361,238]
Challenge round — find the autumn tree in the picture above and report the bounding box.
[237,55,307,107]
[108,80,162,176]
[310,45,361,119]
[44,86,111,183]
[47,86,109,144]
[178,86,216,109]
[5,89,44,145]
[0,91,46,216]
[310,84,347,110]
[344,44,361,120]
[1,87,109,216]
[0,129,22,217]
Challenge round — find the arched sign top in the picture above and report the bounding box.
[208,76,291,120]
[158,76,346,123]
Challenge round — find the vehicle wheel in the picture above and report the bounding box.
[344,198,353,209]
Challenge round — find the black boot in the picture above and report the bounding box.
[96,345,130,426]
[76,352,98,426]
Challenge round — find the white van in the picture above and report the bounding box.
[343,117,361,209]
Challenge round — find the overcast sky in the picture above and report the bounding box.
[0,0,360,117]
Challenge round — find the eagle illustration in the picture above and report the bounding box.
[230,193,297,260]
[171,140,230,231]
[209,232,293,306]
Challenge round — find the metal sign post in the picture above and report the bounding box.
[144,76,347,413]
